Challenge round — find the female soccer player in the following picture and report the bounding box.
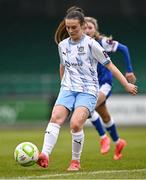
[84,17,136,160]
[37,6,137,171]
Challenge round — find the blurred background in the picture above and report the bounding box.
[0,0,146,126]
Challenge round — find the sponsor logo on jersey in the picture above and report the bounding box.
[65,60,83,67]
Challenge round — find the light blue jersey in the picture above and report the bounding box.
[58,34,111,97]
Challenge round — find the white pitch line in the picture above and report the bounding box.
[21,168,146,179]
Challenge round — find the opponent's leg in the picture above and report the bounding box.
[97,104,126,160]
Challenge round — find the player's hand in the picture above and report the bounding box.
[125,83,138,95]
[125,72,136,84]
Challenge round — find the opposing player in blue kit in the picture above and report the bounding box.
[84,17,137,160]
[37,6,137,171]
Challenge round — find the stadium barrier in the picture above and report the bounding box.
[0,74,59,95]
[86,95,146,126]
[0,95,145,126]
[0,74,145,125]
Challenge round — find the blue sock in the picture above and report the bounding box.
[106,123,119,142]
[91,118,106,137]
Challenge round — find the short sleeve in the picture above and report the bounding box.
[101,37,119,52]
[58,44,64,65]
[91,39,111,65]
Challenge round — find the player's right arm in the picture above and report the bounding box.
[58,43,65,80]
[60,64,65,80]
[117,43,136,84]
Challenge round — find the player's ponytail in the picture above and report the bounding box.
[54,20,69,44]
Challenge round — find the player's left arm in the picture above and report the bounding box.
[105,61,137,95]
[117,43,136,84]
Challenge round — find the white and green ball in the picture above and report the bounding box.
[14,142,39,167]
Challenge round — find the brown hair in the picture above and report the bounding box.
[65,6,85,26]
[54,20,69,44]
[54,6,85,44]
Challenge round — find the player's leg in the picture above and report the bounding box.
[96,104,119,141]
[38,105,69,168]
[38,90,74,168]
[96,104,126,160]
[67,92,97,171]
[90,85,111,154]
[68,106,88,171]
[90,91,106,138]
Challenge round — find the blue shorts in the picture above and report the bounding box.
[55,90,97,116]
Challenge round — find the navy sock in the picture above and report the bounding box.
[91,118,106,137]
[106,124,119,142]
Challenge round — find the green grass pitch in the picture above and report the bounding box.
[0,126,146,179]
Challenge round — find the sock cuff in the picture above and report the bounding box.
[91,111,99,122]
[104,118,115,128]
[48,122,60,129]
[71,130,84,136]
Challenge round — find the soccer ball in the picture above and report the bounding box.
[14,142,39,167]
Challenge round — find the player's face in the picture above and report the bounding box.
[65,19,84,41]
[84,22,96,38]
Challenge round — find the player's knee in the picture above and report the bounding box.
[70,121,81,132]
[50,111,64,125]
